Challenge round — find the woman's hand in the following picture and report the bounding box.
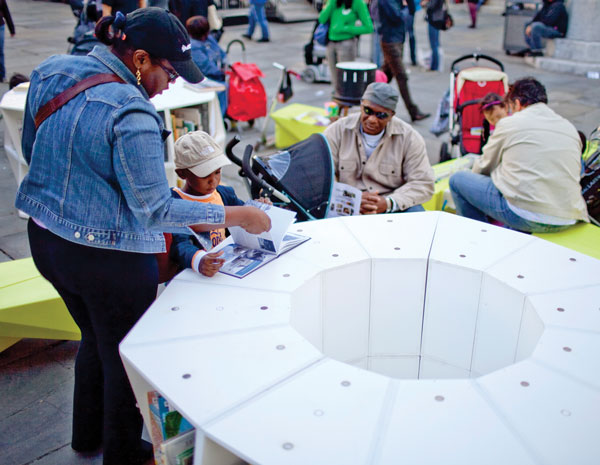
[199,251,225,277]
[255,197,273,206]
[226,206,271,234]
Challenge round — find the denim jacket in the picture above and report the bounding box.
[16,46,225,253]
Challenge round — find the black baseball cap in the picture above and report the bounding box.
[123,7,204,83]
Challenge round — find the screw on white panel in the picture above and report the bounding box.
[283,273,290,278]
[387,219,393,223]
[520,381,530,387]
[297,229,303,232]
[171,306,180,311]
[341,380,351,387]
[276,345,286,350]
[434,395,445,402]
[481,229,487,232]
[332,253,339,257]
[394,247,401,250]
[569,258,576,262]
[182,373,191,379]
[260,306,268,310]
[561,409,572,417]
[216,306,224,311]
[557,307,565,312]
[313,409,324,417]
[517,275,525,279]
[563,346,572,352]
[282,442,294,450]
[459,254,466,258]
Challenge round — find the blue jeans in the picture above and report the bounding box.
[401,8,417,65]
[0,25,5,81]
[371,27,383,67]
[525,22,562,51]
[247,3,269,40]
[402,205,425,213]
[449,171,571,233]
[428,23,440,71]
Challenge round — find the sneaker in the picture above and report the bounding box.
[242,33,252,40]
[257,37,270,43]
[525,50,544,57]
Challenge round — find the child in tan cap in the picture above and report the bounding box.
[169,131,270,277]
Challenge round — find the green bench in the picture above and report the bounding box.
[0,258,80,352]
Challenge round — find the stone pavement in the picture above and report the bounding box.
[0,1,598,464]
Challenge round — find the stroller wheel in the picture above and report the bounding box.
[440,142,451,163]
[301,67,317,83]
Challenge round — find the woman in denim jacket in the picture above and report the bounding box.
[16,8,269,465]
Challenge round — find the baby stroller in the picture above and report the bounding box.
[439,53,509,162]
[67,0,102,56]
[301,21,331,84]
[225,133,334,221]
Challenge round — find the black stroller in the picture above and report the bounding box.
[67,0,102,56]
[301,21,331,84]
[225,134,334,221]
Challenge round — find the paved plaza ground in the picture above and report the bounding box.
[0,0,599,464]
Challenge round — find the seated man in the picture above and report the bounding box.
[323,82,434,214]
[522,0,568,57]
[449,77,589,233]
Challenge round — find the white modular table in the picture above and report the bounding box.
[0,78,224,189]
[120,212,600,465]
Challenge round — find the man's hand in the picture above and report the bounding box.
[199,251,225,277]
[360,191,387,215]
[255,196,273,206]
[525,25,532,36]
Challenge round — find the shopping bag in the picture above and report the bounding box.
[226,62,267,121]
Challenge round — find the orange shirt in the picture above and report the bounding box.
[173,188,226,248]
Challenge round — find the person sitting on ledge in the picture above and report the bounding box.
[449,77,589,233]
[520,0,568,57]
[323,82,434,214]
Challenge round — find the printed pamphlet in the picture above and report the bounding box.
[326,182,361,218]
[213,201,310,278]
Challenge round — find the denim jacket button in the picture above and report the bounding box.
[74,231,81,239]
[87,234,95,241]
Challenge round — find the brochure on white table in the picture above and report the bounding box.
[214,201,309,278]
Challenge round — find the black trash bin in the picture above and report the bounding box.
[503,1,542,54]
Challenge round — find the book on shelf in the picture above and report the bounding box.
[212,201,310,278]
[326,181,361,218]
[147,391,195,465]
[160,429,195,465]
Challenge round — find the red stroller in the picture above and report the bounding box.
[440,53,509,161]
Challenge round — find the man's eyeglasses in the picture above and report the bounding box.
[158,62,179,83]
[362,105,391,120]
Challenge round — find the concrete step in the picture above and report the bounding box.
[547,39,600,63]
[534,55,600,77]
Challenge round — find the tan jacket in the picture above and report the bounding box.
[323,113,434,211]
[473,103,588,222]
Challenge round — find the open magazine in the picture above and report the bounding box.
[212,201,310,278]
[326,182,362,218]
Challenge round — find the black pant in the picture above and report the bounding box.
[381,40,420,119]
[28,220,158,465]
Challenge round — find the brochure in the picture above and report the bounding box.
[213,201,310,278]
[326,182,362,218]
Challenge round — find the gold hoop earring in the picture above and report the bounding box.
[136,68,141,86]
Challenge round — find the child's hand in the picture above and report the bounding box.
[199,251,225,277]
[255,197,273,206]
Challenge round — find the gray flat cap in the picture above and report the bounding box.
[361,82,399,112]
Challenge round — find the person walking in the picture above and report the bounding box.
[401,0,418,66]
[242,0,270,42]
[467,0,484,28]
[422,0,445,71]
[16,8,270,465]
[0,0,15,82]
[379,0,429,121]
[318,0,373,89]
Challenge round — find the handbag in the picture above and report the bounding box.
[428,0,453,31]
[314,22,329,47]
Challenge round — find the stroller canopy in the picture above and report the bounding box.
[254,133,334,220]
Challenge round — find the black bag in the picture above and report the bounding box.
[581,129,600,226]
[277,71,294,103]
[428,0,453,31]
